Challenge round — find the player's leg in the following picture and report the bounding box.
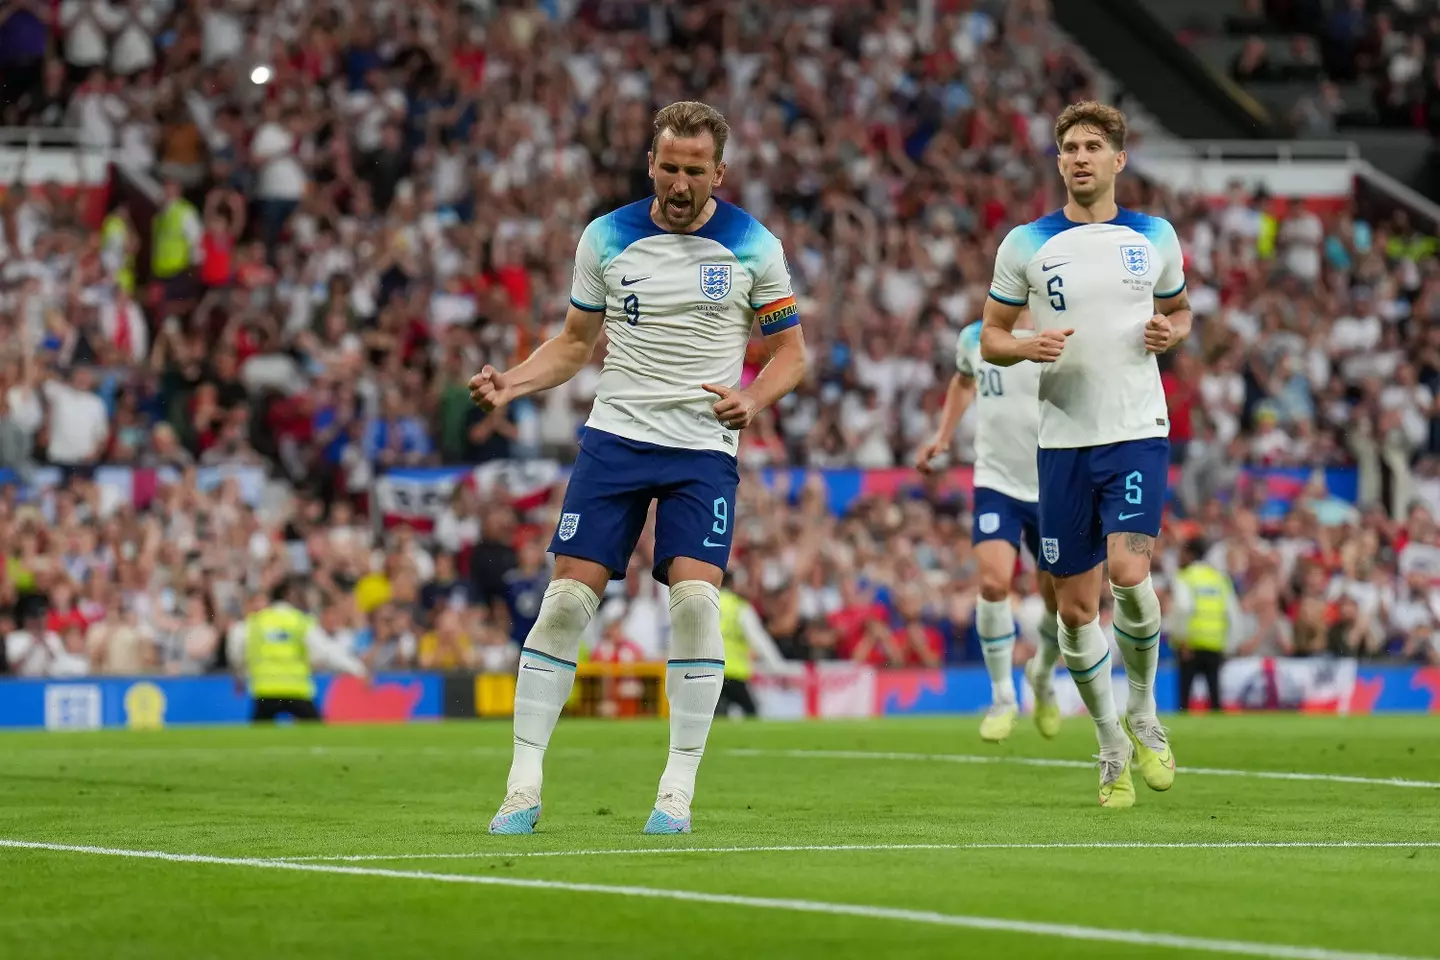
[491,432,648,835]
[1099,438,1174,792]
[1019,502,1062,738]
[645,450,739,834]
[1026,569,1063,738]
[972,489,1023,741]
[1038,446,1133,809]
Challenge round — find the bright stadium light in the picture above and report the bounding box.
[250,65,271,85]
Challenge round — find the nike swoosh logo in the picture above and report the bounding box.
[1117,512,1144,521]
[683,673,717,680]
[702,538,725,548]
[620,275,649,286]
[1041,261,1070,272]
[521,663,554,673]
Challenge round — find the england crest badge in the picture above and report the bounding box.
[1042,537,1060,565]
[557,512,581,542]
[699,263,732,301]
[1120,245,1151,277]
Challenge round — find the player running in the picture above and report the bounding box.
[471,101,808,836]
[980,101,1188,809]
[916,312,1062,743]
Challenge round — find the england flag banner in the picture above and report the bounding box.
[375,461,565,530]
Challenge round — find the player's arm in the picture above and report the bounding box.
[704,242,808,430]
[1145,290,1192,354]
[469,303,604,410]
[980,225,1070,366]
[916,340,976,473]
[706,323,807,430]
[472,220,609,410]
[1145,218,1192,354]
[980,297,1071,367]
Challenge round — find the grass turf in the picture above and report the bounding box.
[1,714,1438,959]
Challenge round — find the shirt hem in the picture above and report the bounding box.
[1038,427,1171,450]
[584,414,738,458]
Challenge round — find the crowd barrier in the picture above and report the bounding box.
[1,659,1434,730]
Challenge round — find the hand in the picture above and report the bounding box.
[915,436,950,474]
[702,383,759,430]
[1025,329,1074,363]
[1144,314,1174,354]
[468,365,511,411]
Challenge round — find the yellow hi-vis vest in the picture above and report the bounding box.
[1257,211,1278,260]
[245,605,316,700]
[718,589,752,681]
[151,199,196,279]
[101,213,134,293]
[1177,563,1230,653]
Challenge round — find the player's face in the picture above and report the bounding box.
[1057,124,1125,205]
[649,131,726,230]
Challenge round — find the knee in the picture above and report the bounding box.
[527,579,599,645]
[668,580,722,649]
[1057,596,1099,629]
[977,569,1011,603]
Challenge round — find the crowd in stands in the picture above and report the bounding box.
[0,0,1439,677]
[1213,0,1440,135]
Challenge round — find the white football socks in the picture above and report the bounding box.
[976,597,1017,706]
[1058,615,1127,755]
[505,579,599,796]
[658,580,725,809]
[1111,577,1162,719]
[1031,608,1061,695]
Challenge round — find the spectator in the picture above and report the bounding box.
[42,366,111,468]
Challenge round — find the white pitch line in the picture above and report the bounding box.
[0,839,1427,960]
[268,841,1440,863]
[726,749,1440,789]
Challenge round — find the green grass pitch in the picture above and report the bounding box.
[2,715,1438,959]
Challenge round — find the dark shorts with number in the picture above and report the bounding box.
[1036,438,1169,578]
[549,427,740,584]
[251,698,321,722]
[971,487,1047,571]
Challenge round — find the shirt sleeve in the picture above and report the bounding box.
[954,323,980,378]
[988,225,1033,307]
[1152,216,1187,299]
[749,229,800,337]
[306,623,367,676]
[569,218,608,313]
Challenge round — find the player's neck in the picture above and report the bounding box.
[650,197,717,234]
[1062,194,1119,224]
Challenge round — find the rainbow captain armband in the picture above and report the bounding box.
[755,296,800,335]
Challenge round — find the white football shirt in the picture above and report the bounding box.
[955,321,1040,503]
[988,208,1185,450]
[570,199,799,455]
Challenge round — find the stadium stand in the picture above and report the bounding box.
[0,0,1438,681]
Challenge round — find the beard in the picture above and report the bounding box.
[657,189,706,229]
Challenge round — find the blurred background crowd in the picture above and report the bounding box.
[1,0,1439,678]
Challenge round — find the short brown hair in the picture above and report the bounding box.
[1054,101,1127,151]
[652,100,730,164]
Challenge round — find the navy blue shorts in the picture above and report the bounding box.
[971,487,1046,571]
[548,427,740,584]
[1036,438,1169,578]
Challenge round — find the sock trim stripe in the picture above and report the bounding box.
[521,649,578,670]
[669,658,725,668]
[1114,627,1160,647]
[980,632,1017,645]
[1067,651,1111,684]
